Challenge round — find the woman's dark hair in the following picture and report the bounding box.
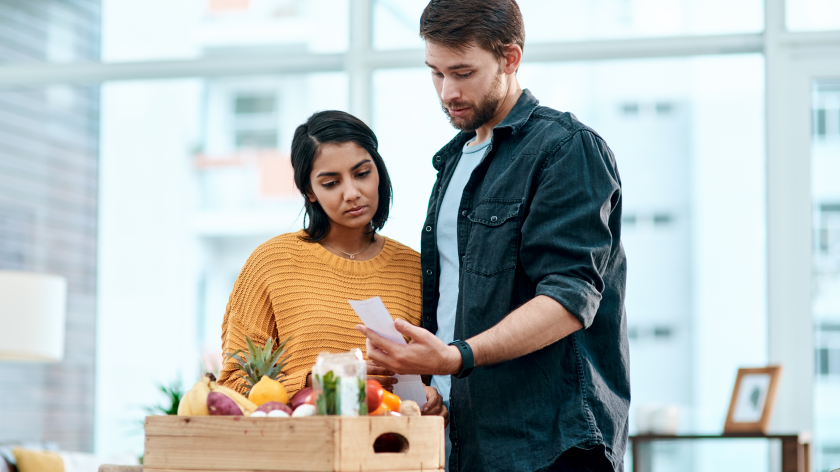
[291,110,392,243]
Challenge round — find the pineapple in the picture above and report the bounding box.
[225,336,291,394]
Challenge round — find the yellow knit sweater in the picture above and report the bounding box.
[218,230,422,399]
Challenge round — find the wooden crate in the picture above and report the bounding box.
[144,415,445,472]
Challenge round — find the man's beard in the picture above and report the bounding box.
[440,71,503,132]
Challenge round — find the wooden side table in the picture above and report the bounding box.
[630,433,811,472]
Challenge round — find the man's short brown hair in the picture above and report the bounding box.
[419,0,525,62]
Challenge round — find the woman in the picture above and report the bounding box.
[218,110,445,418]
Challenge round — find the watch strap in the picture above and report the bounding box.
[448,339,475,379]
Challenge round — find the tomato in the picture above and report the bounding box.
[366,379,384,412]
[381,390,402,411]
[304,389,321,406]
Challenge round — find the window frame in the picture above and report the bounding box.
[0,0,836,443]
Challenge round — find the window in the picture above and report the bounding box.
[374,57,768,471]
[373,0,763,50]
[232,93,278,149]
[96,73,347,454]
[1,0,838,467]
[813,86,840,140]
[0,2,100,64]
[816,330,840,377]
[787,0,840,31]
[817,204,840,257]
[102,0,349,62]
[812,80,840,472]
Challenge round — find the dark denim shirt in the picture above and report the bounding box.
[420,90,629,472]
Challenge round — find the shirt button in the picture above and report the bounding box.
[490,216,498,222]
[426,269,433,275]
[461,255,465,262]
[425,225,432,232]
[435,155,441,162]
[461,210,467,216]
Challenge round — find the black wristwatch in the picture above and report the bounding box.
[448,339,475,379]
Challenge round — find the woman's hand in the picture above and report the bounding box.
[421,386,449,427]
[367,360,398,392]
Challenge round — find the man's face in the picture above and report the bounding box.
[425,41,505,132]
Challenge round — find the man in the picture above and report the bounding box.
[357,1,629,470]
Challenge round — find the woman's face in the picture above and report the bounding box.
[307,142,380,232]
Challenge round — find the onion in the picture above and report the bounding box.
[290,387,313,410]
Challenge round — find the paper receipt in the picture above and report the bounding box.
[349,296,428,409]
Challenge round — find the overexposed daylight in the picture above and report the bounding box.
[0,1,839,472]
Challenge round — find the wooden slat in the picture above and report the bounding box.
[144,417,336,472]
[144,436,334,472]
[438,420,446,471]
[337,416,443,472]
[145,469,440,472]
[145,416,337,439]
[144,416,445,472]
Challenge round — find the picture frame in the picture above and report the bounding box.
[724,366,783,434]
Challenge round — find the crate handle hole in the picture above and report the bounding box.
[373,432,409,453]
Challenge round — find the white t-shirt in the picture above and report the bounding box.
[431,136,492,402]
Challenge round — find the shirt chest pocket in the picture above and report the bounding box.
[464,200,522,277]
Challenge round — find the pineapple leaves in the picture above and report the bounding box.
[226,352,248,366]
[263,337,274,363]
[245,337,260,365]
[225,335,291,390]
[267,344,285,371]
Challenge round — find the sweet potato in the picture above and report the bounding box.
[207,391,243,416]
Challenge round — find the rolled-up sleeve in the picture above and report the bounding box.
[520,130,621,328]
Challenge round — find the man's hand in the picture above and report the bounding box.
[356,319,462,376]
[421,386,449,427]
